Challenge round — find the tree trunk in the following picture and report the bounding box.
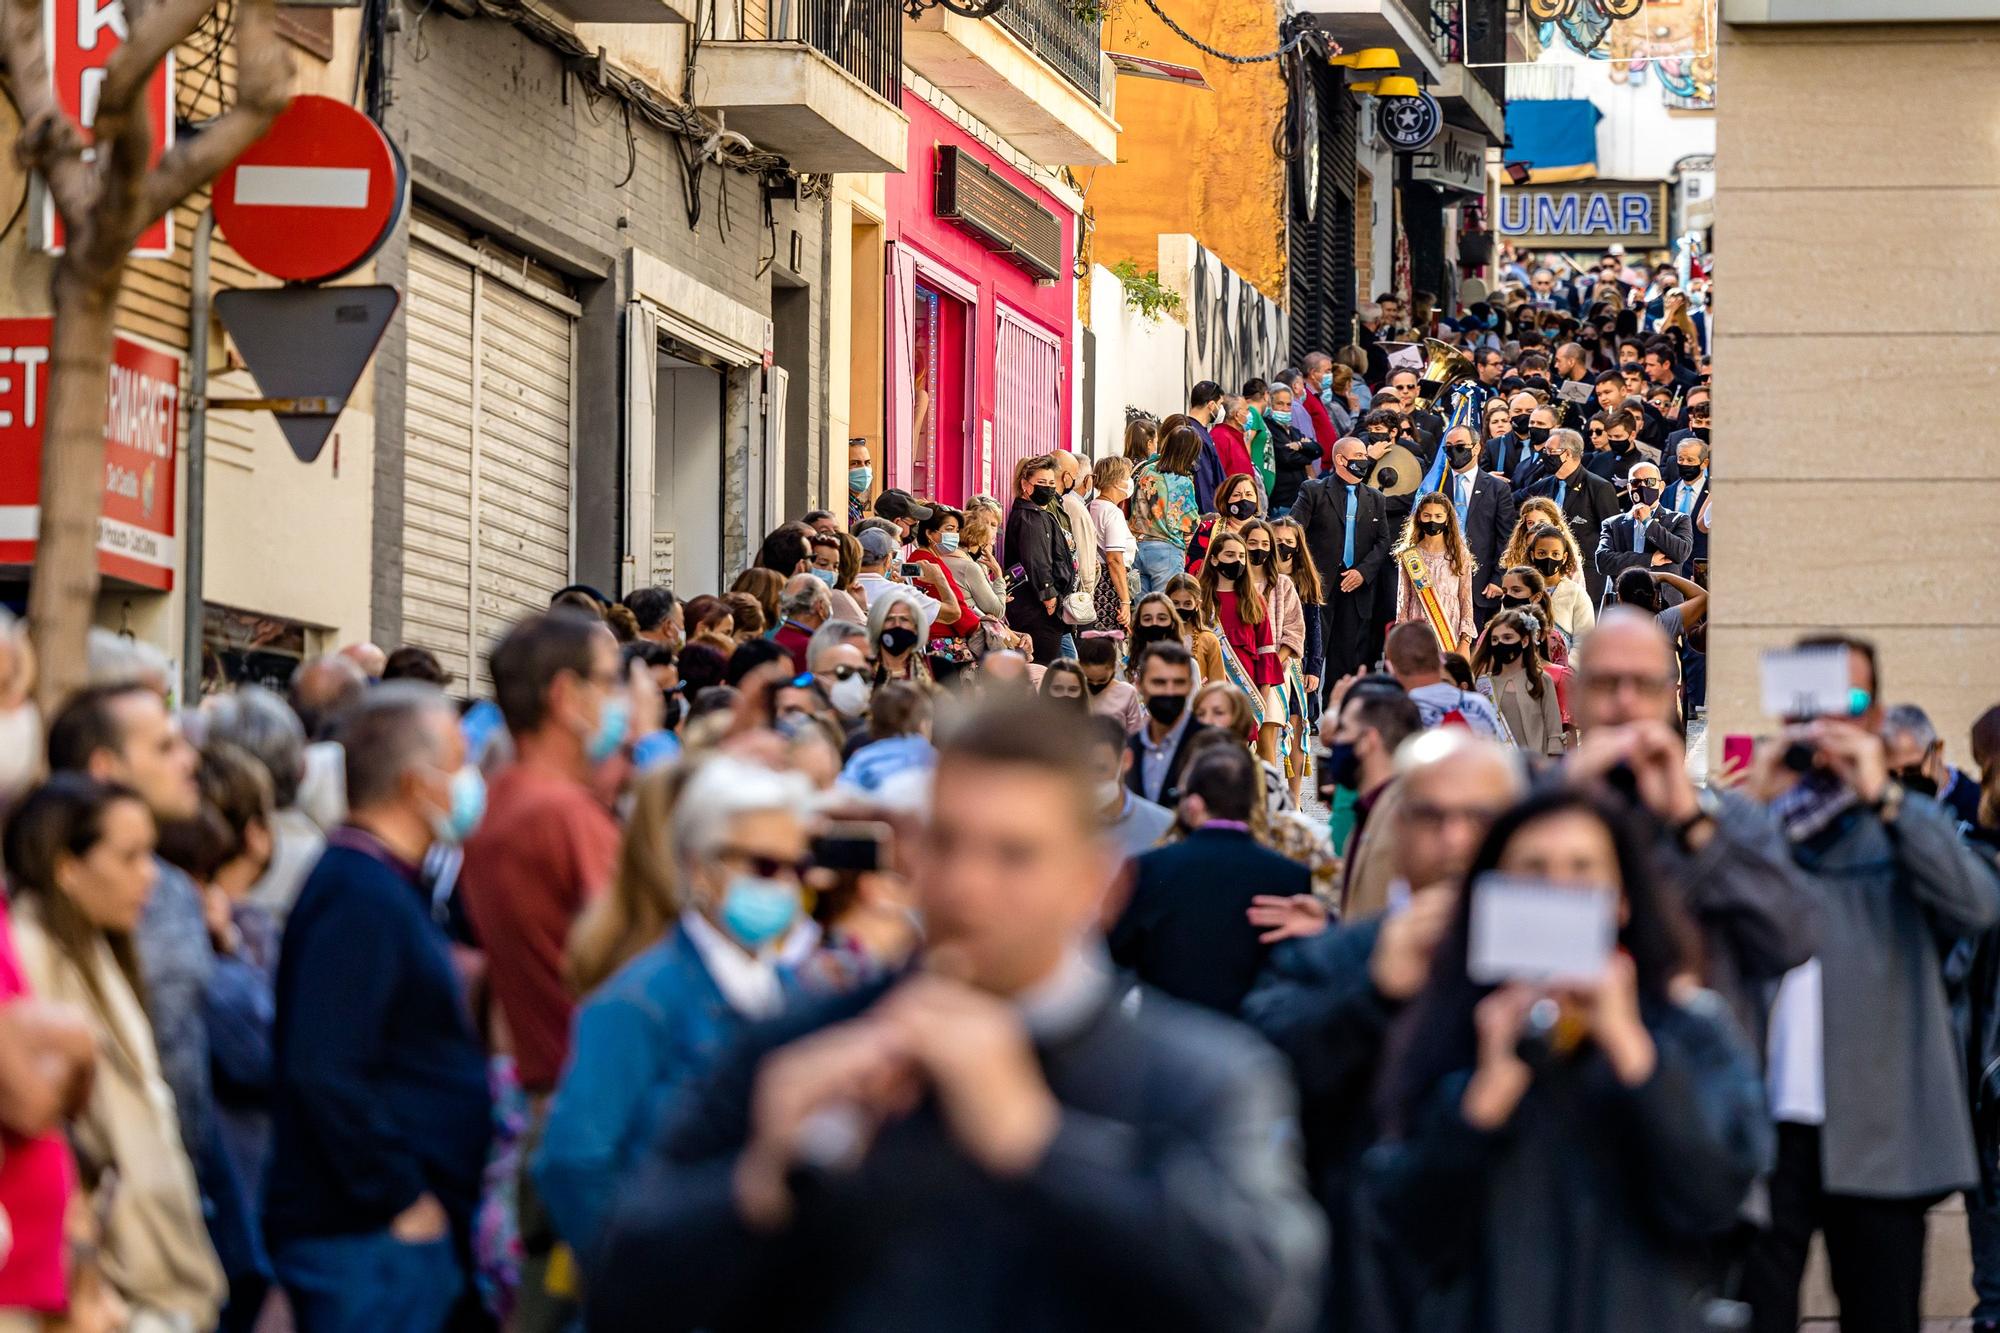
[28,257,125,715]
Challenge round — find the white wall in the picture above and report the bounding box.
[1086,264,1189,459]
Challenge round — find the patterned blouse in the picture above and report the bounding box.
[1130,460,1200,551]
[1393,544,1477,651]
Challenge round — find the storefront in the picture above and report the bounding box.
[883,95,1075,506]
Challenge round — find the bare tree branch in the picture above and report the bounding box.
[135,0,292,228]
[0,0,94,222]
[99,0,217,116]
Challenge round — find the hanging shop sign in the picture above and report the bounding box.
[934,146,1062,283]
[1495,180,1670,248]
[1377,91,1444,153]
[38,0,175,258]
[1411,123,1487,196]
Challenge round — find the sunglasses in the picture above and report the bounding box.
[718,847,810,880]
[823,665,866,682]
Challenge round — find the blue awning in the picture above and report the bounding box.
[1504,99,1603,183]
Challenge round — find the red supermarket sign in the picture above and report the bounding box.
[38,0,176,258]
[0,319,181,589]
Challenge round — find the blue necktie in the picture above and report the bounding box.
[1676,484,1694,515]
[1554,479,1567,509]
[1342,484,1357,568]
[1454,473,1471,527]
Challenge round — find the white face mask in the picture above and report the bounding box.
[828,673,871,720]
[1095,778,1125,809]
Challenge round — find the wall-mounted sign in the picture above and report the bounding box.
[0,319,180,589]
[1377,92,1443,153]
[934,146,1062,284]
[39,0,175,258]
[1411,123,1487,196]
[1496,180,1669,247]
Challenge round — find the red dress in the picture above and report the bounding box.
[906,548,982,639]
[1216,589,1283,688]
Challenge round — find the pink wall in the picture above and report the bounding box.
[884,93,1075,487]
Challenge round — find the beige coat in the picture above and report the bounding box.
[1481,669,1568,758]
[1339,778,1407,921]
[12,902,223,1332]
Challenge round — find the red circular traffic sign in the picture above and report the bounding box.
[214,95,406,284]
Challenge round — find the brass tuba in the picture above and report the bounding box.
[1412,338,1475,414]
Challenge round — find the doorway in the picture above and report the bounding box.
[655,351,725,596]
[910,278,970,505]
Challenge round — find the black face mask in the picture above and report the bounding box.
[1500,594,1533,610]
[1488,640,1525,666]
[1631,483,1662,506]
[1277,544,1299,565]
[1531,556,1565,579]
[1030,484,1057,506]
[1145,692,1188,727]
[1611,436,1634,454]
[1085,675,1111,695]
[1693,425,1711,443]
[1678,462,1704,478]
[879,626,920,657]
[1526,425,1552,446]
[1895,767,1939,799]
[1226,498,1257,520]
[1446,444,1476,470]
[1343,457,1375,482]
[1176,605,1199,625]
[1417,520,1447,538]
[1132,624,1177,650]
[1511,412,1532,433]
[1323,741,1361,793]
[1211,559,1246,581]
[1246,547,1272,568]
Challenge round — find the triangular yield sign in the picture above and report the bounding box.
[215,285,400,462]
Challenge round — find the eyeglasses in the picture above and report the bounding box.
[824,664,866,682]
[717,847,810,880]
[1580,671,1676,696]
[1403,802,1510,832]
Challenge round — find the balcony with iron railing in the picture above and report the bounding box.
[993,0,1104,105]
[696,0,910,170]
[1428,0,1507,139]
[901,0,1117,165]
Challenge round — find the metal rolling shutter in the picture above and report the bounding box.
[992,307,1061,499]
[401,217,579,694]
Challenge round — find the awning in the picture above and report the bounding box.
[1503,98,1602,184]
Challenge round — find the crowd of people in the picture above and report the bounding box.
[0,248,1993,1333]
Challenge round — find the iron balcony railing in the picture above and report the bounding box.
[721,0,904,107]
[1437,0,1506,102]
[994,0,1104,104]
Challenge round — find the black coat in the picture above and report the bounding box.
[1366,996,1770,1333]
[1125,720,1216,808]
[1269,415,1322,511]
[1290,475,1392,593]
[1109,828,1305,1016]
[1437,467,1518,615]
[586,970,1327,1333]
[1593,509,1695,605]
[1479,433,1531,482]
[1003,497,1075,606]
[1524,468,1620,602]
[1243,921,1416,1333]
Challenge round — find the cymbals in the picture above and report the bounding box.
[1366,444,1425,498]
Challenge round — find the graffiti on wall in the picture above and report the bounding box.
[1183,242,1289,394]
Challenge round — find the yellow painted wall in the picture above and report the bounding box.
[1083,0,1287,303]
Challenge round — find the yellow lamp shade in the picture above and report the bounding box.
[1331,47,1402,70]
[1372,76,1423,98]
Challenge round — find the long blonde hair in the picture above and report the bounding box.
[1504,496,1584,574]
[566,766,685,996]
[1392,491,1474,580]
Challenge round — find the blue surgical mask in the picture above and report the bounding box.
[431,765,486,845]
[810,566,838,587]
[588,694,630,765]
[849,467,874,492]
[721,874,798,949]
[941,532,961,552]
[1319,372,1332,390]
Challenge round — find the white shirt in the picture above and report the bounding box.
[1765,958,1826,1126]
[681,909,787,1020]
[854,572,941,628]
[1089,497,1136,558]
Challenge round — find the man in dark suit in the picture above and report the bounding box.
[1291,436,1392,686]
[1125,640,1211,807]
[1523,427,1620,603]
[1110,745,1308,1016]
[1188,380,1226,514]
[1662,436,1710,577]
[587,698,1325,1333]
[1435,423,1518,628]
[1591,462,1693,608]
[1503,403,1561,496]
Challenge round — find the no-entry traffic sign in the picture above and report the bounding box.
[214,95,407,283]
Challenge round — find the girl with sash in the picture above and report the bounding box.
[1199,532,1285,767]
[1238,519,1307,779]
